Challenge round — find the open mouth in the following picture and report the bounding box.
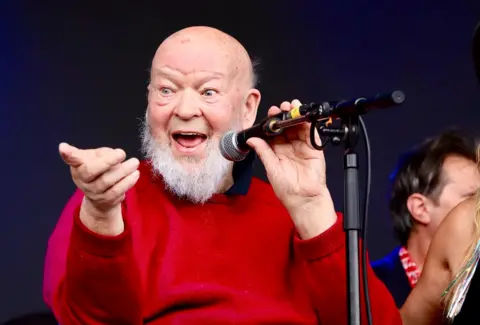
[172,131,208,149]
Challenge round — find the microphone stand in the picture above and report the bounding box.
[269,91,405,325]
[342,114,362,325]
[317,114,362,325]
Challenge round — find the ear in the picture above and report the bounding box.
[406,193,431,225]
[241,88,261,129]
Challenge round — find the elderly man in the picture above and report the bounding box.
[43,26,401,324]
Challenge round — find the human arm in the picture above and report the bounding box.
[291,196,403,325]
[43,189,143,325]
[247,99,403,324]
[44,143,143,324]
[400,197,477,325]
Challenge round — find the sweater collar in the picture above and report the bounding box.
[224,151,256,196]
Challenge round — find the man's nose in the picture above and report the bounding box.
[174,90,202,120]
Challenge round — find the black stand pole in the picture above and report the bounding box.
[316,115,362,325]
[310,91,405,325]
[343,115,361,325]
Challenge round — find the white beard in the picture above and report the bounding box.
[140,119,234,204]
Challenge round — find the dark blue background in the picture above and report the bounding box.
[1,0,479,321]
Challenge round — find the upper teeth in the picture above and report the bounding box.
[180,133,198,136]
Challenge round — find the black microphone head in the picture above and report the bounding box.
[219,131,249,162]
[473,22,480,83]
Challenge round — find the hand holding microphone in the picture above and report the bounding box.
[58,143,140,236]
[244,99,335,239]
[220,90,405,162]
[223,91,405,239]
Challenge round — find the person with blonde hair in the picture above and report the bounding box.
[400,22,480,325]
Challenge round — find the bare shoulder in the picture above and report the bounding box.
[439,196,476,237]
[433,196,477,270]
[400,196,478,325]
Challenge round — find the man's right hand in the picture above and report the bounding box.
[59,142,140,235]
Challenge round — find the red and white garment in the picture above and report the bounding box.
[398,246,421,288]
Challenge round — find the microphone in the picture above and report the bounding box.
[220,90,405,161]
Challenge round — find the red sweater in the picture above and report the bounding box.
[43,161,402,325]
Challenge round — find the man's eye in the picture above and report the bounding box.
[160,87,173,95]
[203,89,217,97]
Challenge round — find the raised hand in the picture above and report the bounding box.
[247,99,337,239]
[59,142,140,235]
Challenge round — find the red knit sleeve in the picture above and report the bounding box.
[43,189,143,325]
[294,213,403,325]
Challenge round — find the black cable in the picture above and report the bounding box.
[359,116,372,325]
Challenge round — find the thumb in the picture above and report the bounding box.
[59,142,84,167]
[246,137,279,173]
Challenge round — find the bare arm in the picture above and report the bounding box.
[400,197,476,325]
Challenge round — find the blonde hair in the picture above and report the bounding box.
[443,145,480,318]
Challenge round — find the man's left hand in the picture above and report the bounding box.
[247,99,337,239]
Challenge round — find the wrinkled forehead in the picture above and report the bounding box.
[151,39,238,81]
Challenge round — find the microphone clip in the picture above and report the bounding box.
[311,116,353,150]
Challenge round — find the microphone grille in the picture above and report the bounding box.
[220,131,249,162]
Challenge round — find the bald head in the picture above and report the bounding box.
[143,26,262,202]
[152,26,256,88]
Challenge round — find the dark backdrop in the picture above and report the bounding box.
[1,0,480,321]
